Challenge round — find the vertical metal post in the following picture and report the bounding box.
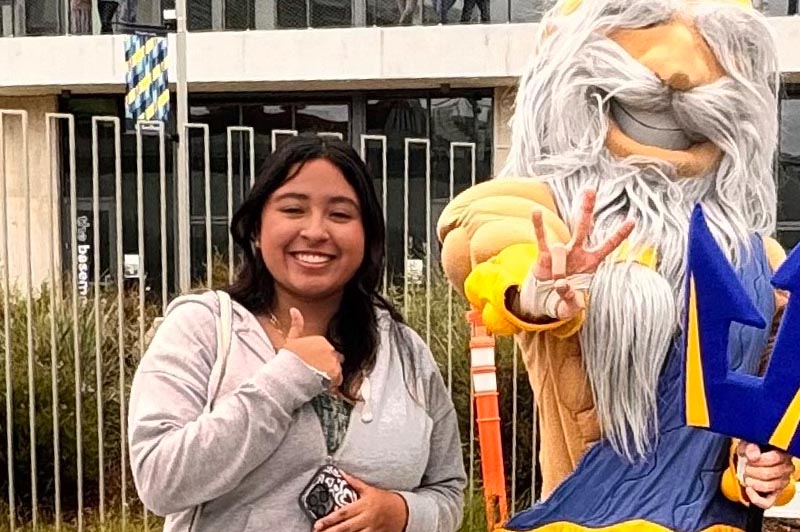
[185,123,211,287]
[226,126,255,283]
[511,341,518,512]
[19,111,38,532]
[403,138,429,319]
[44,113,71,532]
[226,130,234,283]
[90,117,106,530]
[359,135,387,295]
[176,0,191,292]
[160,124,168,313]
[135,121,157,532]
[447,142,476,395]
[108,117,126,532]
[0,112,15,532]
[271,129,298,152]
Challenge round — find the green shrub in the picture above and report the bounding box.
[0,282,159,525]
[1,268,538,531]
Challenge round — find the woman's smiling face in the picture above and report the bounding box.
[257,157,366,302]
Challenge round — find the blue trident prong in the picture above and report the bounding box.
[684,206,800,456]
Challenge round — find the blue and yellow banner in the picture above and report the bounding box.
[124,33,170,124]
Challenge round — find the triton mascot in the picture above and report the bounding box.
[437,0,799,530]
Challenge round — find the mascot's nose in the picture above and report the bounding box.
[666,73,693,92]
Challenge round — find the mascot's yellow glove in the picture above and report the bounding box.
[437,178,582,337]
[463,243,585,337]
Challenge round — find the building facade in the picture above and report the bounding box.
[0,1,799,293]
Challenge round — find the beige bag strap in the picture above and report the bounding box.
[205,290,233,413]
[189,289,233,531]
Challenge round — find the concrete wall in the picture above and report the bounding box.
[2,17,799,96]
[0,96,60,293]
[0,24,537,95]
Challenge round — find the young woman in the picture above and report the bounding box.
[128,134,466,532]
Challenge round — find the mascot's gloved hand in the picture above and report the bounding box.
[721,440,798,509]
[464,242,585,337]
[437,178,572,336]
[518,189,635,320]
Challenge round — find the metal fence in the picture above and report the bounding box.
[0,109,539,531]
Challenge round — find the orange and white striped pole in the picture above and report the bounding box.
[467,309,508,530]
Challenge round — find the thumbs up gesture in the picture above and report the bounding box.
[282,308,343,391]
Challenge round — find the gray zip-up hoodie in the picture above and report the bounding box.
[128,291,466,532]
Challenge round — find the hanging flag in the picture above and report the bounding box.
[124,33,170,126]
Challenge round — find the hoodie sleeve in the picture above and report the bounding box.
[128,296,326,516]
[396,336,467,532]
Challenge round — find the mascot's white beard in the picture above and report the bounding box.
[501,0,779,460]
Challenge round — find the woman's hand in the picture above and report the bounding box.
[737,441,796,509]
[282,308,343,391]
[520,189,635,320]
[313,473,408,532]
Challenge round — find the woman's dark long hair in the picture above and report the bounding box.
[228,134,407,398]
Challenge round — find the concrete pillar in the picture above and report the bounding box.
[0,95,60,293]
[493,85,515,177]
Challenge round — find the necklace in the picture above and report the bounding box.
[267,311,286,337]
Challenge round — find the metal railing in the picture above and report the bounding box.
[0,0,790,38]
[0,109,537,531]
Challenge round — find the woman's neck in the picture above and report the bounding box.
[270,289,342,337]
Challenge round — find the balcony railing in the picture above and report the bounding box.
[0,0,794,37]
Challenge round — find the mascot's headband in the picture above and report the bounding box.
[561,0,752,15]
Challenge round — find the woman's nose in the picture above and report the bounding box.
[299,215,330,241]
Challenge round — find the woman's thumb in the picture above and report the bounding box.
[286,307,304,339]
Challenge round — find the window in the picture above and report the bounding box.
[756,0,791,16]
[23,0,63,35]
[366,97,429,280]
[182,0,552,28]
[59,96,176,301]
[188,0,213,29]
[779,93,800,251]
[366,92,492,280]
[58,91,492,291]
[309,0,352,27]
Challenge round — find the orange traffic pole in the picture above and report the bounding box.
[467,309,508,531]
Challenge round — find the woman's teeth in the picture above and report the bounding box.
[295,253,332,264]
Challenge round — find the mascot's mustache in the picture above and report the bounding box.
[578,38,754,156]
[596,78,744,153]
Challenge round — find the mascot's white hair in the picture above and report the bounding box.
[502,0,779,460]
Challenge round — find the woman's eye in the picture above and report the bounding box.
[330,211,354,221]
[280,207,304,215]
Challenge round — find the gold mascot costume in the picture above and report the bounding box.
[437,0,799,530]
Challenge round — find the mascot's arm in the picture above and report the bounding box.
[437,178,584,337]
[720,237,798,506]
